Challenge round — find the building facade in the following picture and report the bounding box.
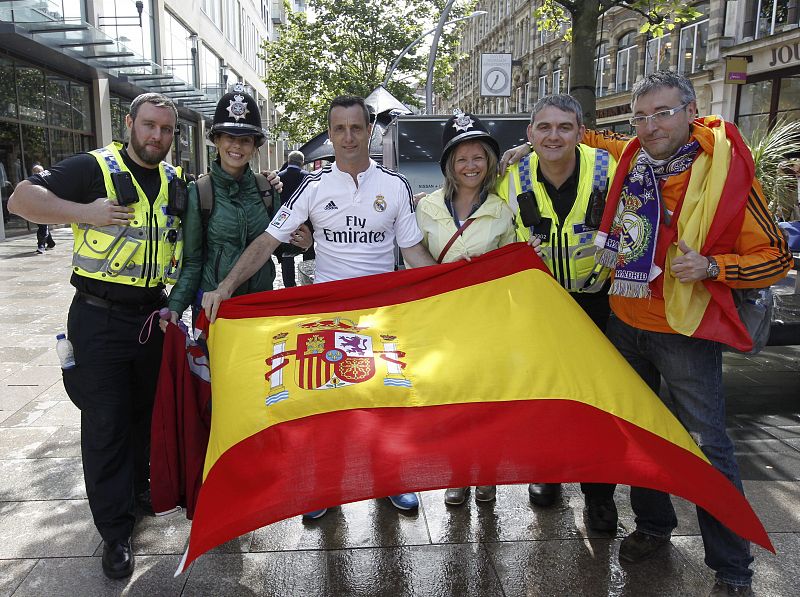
[1,0,294,240]
[447,0,799,139]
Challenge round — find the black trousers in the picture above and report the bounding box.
[36,224,53,247]
[62,297,164,542]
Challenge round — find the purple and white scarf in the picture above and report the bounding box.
[596,141,700,298]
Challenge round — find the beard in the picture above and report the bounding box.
[129,129,170,166]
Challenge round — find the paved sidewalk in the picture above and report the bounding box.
[1,228,799,597]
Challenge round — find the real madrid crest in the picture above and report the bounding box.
[451,109,474,133]
[373,195,386,212]
[227,84,250,122]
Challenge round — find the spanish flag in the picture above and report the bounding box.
[177,243,772,573]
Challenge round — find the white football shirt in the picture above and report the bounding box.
[268,160,423,283]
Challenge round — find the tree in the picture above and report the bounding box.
[262,0,468,143]
[535,1,701,127]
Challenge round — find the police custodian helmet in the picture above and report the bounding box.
[440,109,500,174]
[208,83,267,147]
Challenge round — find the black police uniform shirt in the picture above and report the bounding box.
[27,147,166,306]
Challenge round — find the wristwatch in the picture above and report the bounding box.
[706,256,720,280]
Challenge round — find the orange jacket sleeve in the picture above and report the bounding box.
[714,180,793,288]
[582,129,631,161]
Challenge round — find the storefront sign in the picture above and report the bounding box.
[725,56,749,84]
[768,41,800,67]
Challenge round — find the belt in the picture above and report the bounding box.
[74,291,165,314]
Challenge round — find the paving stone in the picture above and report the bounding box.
[0,500,99,558]
[741,480,800,532]
[29,427,81,458]
[0,426,58,458]
[0,399,62,428]
[34,400,80,427]
[672,533,800,597]
[0,457,85,500]
[737,450,800,481]
[250,497,431,552]
[0,558,37,596]
[488,537,706,596]
[185,544,504,597]
[11,555,187,597]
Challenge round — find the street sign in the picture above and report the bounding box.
[480,53,512,97]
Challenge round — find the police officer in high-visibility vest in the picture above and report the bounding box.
[9,93,184,580]
[497,94,619,533]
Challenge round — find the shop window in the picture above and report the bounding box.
[50,129,77,166]
[616,32,638,93]
[16,66,45,123]
[678,4,708,75]
[737,80,772,140]
[0,57,16,119]
[110,96,131,143]
[645,35,673,75]
[47,76,71,129]
[754,0,791,39]
[70,84,91,133]
[595,42,611,98]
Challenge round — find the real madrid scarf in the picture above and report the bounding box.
[595,141,699,298]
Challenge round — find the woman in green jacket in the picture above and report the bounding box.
[167,85,310,323]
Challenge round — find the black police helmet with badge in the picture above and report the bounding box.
[208,83,267,147]
[440,110,500,174]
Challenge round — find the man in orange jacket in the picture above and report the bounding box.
[583,71,790,597]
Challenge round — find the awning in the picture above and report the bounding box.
[0,9,218,121]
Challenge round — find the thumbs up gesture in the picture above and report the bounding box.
[671,240,711,283]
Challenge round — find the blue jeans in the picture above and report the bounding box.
[606,315,753,586]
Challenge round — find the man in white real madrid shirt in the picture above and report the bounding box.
[201,95,436,517]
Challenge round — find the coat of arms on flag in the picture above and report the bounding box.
[264,318,411,405]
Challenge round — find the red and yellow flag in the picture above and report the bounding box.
[178,243,772,573]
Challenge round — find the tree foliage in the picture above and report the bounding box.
[535,1,702,127]
[262,0,468,143]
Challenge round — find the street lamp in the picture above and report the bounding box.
[382,10,486,89]
[425,0,461,114]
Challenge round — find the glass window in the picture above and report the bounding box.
[110,96,131,143]
[616,31,638,92]
[97,0,156,61]
[755,0,791,39]
[200,44,223,99]
[552,58,562,94]
[537,62,547,100]
[16,66,46,123]
[163,12,196,87]
[645,35,673,75]
[737,80,772,140]
[678,4,709,75]
[595,43,610,98]
[20,124,48,175]
[777,75,800,112]
[0,56,16,119]
[70,84,91,132]
[46,76,71,128]
[202,0,222,29]
[50,129,76,166]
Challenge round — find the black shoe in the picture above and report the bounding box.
[585,496,618,532]
[46,237,56,248]
[102,538,134,579]
[135,488,154,516]
[528,483,559,507]
[619,530,670,563]
[709,581,754,596]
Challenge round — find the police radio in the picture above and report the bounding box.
[167,177,188,217]
[111,171,138,206]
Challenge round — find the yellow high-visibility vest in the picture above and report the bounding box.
[71,142,183,287]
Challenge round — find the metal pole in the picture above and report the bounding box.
[425,0,456,114]
[382,12,485,89]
